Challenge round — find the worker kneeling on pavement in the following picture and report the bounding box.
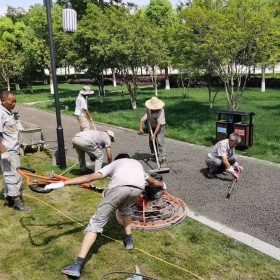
[72,129,114,173]
[44,153,166,279]
[206,133,244,180]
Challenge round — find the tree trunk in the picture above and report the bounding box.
[15,83,20,91]
[49,69,54,94]
[119,67,138,109]
[97,76,105,103]
[165,67,170,90]
[261,65,266,93]
[149,65,158,97]
[112,68,117,87]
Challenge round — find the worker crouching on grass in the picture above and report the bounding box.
[206,133,244,179]
[72,129,114,174]
[44,153,166,278]
[139,96,167,167]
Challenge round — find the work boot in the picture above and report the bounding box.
[61,262,83,278]
[207,169,215,179]
[13,196,31,212]
[160,157,167,168]
[4,196,14,207]
[80,168,93,175]
[124,235,134,250]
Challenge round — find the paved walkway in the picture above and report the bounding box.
[17,104,280,260]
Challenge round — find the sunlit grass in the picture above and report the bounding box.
[0,151,279,279]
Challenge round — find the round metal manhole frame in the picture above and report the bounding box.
[116,191,188,230]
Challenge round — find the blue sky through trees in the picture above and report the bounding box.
[0,0,180,16]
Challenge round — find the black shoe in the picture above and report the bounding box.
[14,204,31,211]
[207,171,215,179]
[61,263,82,278]
[4,197,14,207]
[160,157,167,167]
[80,168,93,175]
[124,236,134,250]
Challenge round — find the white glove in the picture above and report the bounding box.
[1,152,11,162]
[226,166,235,173]
[44,181,65,190]
[226,166,239,180]
[162,182,167,190]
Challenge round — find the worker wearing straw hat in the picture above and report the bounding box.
[74,85,95,131]
[139,96,167,167]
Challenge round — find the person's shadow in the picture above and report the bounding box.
[200,167,232,181]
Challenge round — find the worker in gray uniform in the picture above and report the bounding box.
[0,91,30,211]
[74,85,94,131]
[139,96,167,167]
[206,133,244,179]
[72,129,115,173]
[44,153,167,278]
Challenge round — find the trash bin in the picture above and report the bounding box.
[216,121,228,142]
[215,110,255,147]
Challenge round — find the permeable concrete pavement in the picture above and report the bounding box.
[17,104,280,259]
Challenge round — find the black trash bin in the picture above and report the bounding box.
[215,110,255,147]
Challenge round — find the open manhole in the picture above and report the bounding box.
[116,184,188,230]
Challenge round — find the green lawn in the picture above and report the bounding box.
[16,83,280,164]
[0,151,279,280]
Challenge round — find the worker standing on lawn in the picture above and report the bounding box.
[72,129,115,174]
[205,133,244,179]
[44,153,167,279]
[0,91,30,211]
[139,96,167,167]
[74,85,95,131]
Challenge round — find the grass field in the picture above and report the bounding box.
[15,83,280,164]
[0,151,279,280]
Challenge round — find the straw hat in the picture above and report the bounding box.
[106,130,115,142]
[145,96,165,110]
[79,85,94,95]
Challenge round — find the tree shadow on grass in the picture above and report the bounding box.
[20,216,85,246]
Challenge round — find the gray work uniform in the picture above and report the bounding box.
[74,93,90,131]
[72,130,111,172]
[0,105,22,197]
[206,139,237,173]
[85,158,148,233]
[141,108,166,158]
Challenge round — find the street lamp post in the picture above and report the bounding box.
[44,0,66,169]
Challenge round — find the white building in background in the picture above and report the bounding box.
[44,64,280,77]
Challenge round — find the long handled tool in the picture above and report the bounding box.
[148,121,169,173]
[226,178,237,199]
[90,120,97,130]
[17,166,104,194]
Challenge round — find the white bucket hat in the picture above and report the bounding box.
[79,85,94,95]
[106,130,115,142]
[145,96,165,110]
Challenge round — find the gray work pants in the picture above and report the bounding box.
[85,186,143,233]
[72,136,103,172]
[0,152,22,197]
[206,154,237,173]
[148,125,166,158]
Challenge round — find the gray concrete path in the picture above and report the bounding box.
[17,104,280,255]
